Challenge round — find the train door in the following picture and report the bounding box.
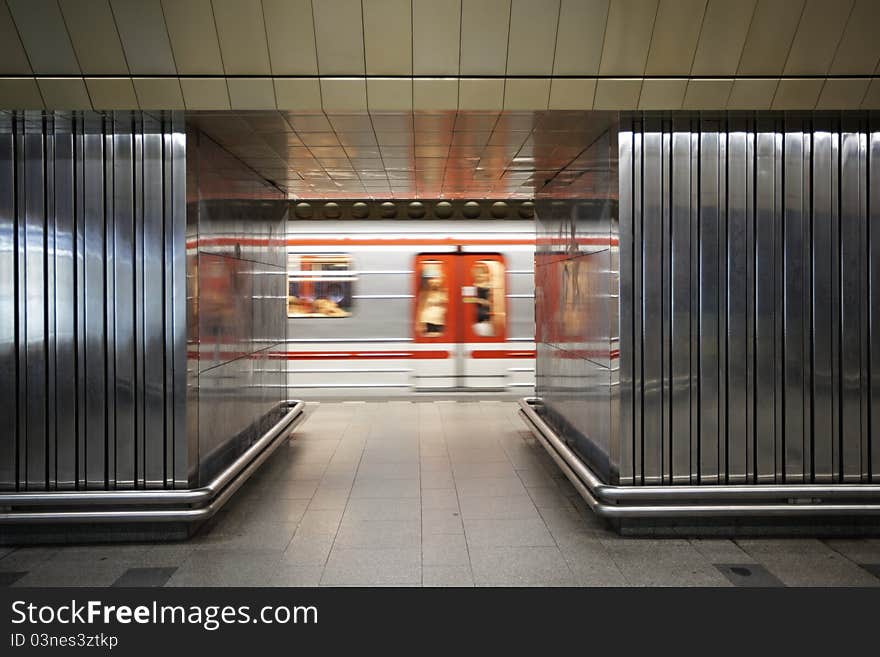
[413,253,507,390]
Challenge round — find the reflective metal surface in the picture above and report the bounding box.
[536,111,880,490]
[0,110,187,493]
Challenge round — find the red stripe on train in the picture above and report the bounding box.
[470,350,536,359]
[187,349,451,360]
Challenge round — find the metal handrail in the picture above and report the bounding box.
[519,397,880,518]
[0,400,306,522]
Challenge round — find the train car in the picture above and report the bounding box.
[282,219,536,398]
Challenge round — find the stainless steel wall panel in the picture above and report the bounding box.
[53,117,77,490]
[782,126,808,483]
[754,129,778,482]
[840,129,865,482]
[871,128,880,482]
[24,126,47,490]
[617,125,634,485]
[0,110,189,495]
[142,129,165,489]
[726,128,749,484]
[812,127,836,483]
[83,129,106,489]
[641,126,664,485]
[0,115,15,491]
[599,112,880,489]
[698,126,721,484]
[171,122,188,488]
[112,121,135,488]
[670,126,693,484]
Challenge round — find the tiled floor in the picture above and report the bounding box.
[4,400,880,587]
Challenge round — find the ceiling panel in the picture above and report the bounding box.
[0,78,43,108]
[312,0,365,75]
[363,0,412,75]
[638,78,687,110]
[553,0,608,75]
[830,0,880,75]
[783,0,852,75]
[682,78,733,109]
[0,2,30,75]
[161,0,225,75]
[548,79,596,110]
[690,0,755,76]
[8,0,80,75]
[598,0,658,76]
[726,78,778,109]
[110,0,177,75]
[212,0,272,76]
[771,78,823,109]
[737,0,805,75]
[412,0,460,75]
[506,0,560,76]
[460,0,511,75]
[644,0,706,75]
[132,77,185,109]
[86,77,138,109]
[262,0,318,75]
[816,78,869,109]
[38,78,92,109]
[59,0,128,75]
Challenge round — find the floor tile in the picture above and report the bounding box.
[422,533,470,566]
[112,567,177,588]
[0,571,28,587]
[334,519,421,549]
[421,488,460,511]
[343,497,421,521]
[267,565,324,587]
[458,494,541,520]
[423,565,474,587]
[350,478,421,499]
[469,547,575,587]
[321,547,421,586]
[282,532,335,566]
[422,508,465,534]
[464,518,556,548]
[715,564,785,587]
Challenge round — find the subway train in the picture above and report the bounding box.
[282,219,536,398]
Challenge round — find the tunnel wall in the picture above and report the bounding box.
[186,128,288,486]
[617,113,880,487]
[0,110,187,491]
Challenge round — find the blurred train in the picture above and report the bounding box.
[282,219,536,398]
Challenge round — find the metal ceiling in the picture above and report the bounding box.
[188,109,614,199]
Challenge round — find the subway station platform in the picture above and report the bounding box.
[2,401,880,588]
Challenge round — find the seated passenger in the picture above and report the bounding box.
[417,276,447,336]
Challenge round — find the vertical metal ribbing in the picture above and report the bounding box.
[641,123,664,485]
[170,118,189,488]
[45,116,56,490]
[633,124,644,484]
[698,124,720,484]
[839,127,865,482]
[113,115,135,488]
[103,118,116,488]
[0,113,15,491]
[617,124,635,485]
[870,125,880,482]
[163,127,176,488]
[24,118,47,490]
[74,116,86,490]
[754,127,778,483]
[831,128,842,482]
[725,125,749,484]
[142,124,165,489]
[133,115,145,488]
[53,114,77,490]
[670,122,692,484]
[812,126,836,483]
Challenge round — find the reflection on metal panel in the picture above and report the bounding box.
[607,112,880,486]
[0,110,187,492]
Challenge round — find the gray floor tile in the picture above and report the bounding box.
[273,479,320,500]
[193,521,297,551]
[464,517,556,548]
[823,539,880,564]
[715,564,785,587]
[350,478,421,499]
[452,461,518,479]
[13,561,128,587]
[165,550,283,587]
[112,567,177,587]
[456,477,527,498]
[458,494,542,520]
[357,462,421,480]
[602,540,732,587]
[343,497,421,521]
[307,487,351,510]
[0,571,28,587]
[423,565,474,587]
[334,519,421,549]
[298,508,345,534]
[422,509,465,534]
[690,539,754,564]
[469,546,575,587]
[0,547,59,570]
[282,532,335,566]
[321,547,421,586]
[421,471,456,489]
[526,485,578,510]
[267,565,324,587]
[420,456,452,472]
[422,533,470,566]
[421,488,460,511]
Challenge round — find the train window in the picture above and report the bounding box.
[415,260,449,337]
[463,258,506,338]
[287,253,355,318]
